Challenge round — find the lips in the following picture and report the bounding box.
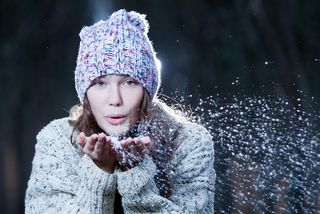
[105,115,127,125]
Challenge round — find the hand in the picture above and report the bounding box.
[114,136,151,171]
[78,132,116,173]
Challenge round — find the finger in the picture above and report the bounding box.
[127,139,140,156]
[83,142,93,154]
[121,137,133,150]
[98,133,108,154]
[141,136,151,146]
[89,134,98,146]
[92,133,108,157]
[83,134,98,152]
[105,135,112,143]
[133,137,144,145]
[104,136,114,151]
[133,138,144,152]
[99,134,116,158]
[78,132,86,147]
[97,133,106,143]
[141,136,153,152]
[134,138,148,153]
[105,136,113,144]
[94,140,105,156]
[137,136,151,151]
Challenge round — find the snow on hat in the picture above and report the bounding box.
[74,9,161,103]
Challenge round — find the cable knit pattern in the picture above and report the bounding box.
[75,9,160,103]
[25,118,215,213]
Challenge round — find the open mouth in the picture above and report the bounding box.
[105,116,126,125]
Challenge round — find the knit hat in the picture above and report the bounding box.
[74,9,161,103]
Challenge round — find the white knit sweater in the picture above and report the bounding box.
[25,117,215,213]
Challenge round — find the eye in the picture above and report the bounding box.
[95,79,106,87]
[123,78,139,86]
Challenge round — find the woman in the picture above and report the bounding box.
[25,9,215,213]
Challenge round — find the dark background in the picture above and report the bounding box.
[1,0,320,213]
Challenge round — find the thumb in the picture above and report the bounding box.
[141,136,151,147]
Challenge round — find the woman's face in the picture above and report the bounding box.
[87,75,144,136]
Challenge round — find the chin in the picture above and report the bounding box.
[104,126,130,137]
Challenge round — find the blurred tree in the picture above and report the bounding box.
[0,0,90,212]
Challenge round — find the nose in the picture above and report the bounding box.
[107,85,123,106]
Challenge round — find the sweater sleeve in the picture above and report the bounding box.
[117,123,215,213]
[25,119,117,214]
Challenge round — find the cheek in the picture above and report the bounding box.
[91,102,105,120]
[127,90,144,116]
[87,91,103,115]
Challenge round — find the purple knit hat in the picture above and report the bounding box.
[74,9,161,103]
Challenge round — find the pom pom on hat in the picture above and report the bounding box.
[74,9,160,103]
[127,11,149,33]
